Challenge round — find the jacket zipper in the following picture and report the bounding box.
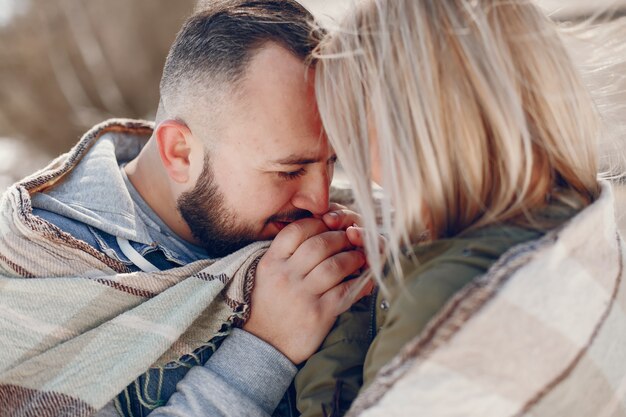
[368,288,379,342]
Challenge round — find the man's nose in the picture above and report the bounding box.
[291,170,331,216]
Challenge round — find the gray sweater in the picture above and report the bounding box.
[95,329,296,417]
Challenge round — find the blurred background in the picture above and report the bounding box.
[0,0,625,194]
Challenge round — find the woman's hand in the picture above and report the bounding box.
[322,203,362,231]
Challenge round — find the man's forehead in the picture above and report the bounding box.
[271,131,333,159]
[240,44,315,103]
[211,43,327,166]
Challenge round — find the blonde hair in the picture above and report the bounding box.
[315,0,605,284]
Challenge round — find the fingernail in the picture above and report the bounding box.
[325,212,339,220]
[348,225,360,234]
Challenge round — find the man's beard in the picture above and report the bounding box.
[177,154,311,258]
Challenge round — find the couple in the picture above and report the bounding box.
[2,0,626,416]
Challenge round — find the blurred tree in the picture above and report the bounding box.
[0,0,623,158]
[0,0,196,154]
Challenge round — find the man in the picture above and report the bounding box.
[0,1,367,416]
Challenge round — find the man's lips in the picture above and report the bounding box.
[271,220,294,231]
[267,209,313,233]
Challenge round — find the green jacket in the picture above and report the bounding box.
[295,199,579,417]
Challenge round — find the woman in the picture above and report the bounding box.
[296,0,626,416]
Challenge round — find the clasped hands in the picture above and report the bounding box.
[244,203,373,364]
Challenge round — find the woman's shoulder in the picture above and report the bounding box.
[366,225,545,378]
[399,186,587,295]
[379,224,545,338]
[401,224,544,290]
[358,184,622,415]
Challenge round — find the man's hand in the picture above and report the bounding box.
[244,218,370,365]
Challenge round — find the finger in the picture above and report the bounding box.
[268,218,329,259]
[346,226,387,252]
[319,275,373,316]
[327,202,348,211]
[289,231,355,275]
[323,208,363,230]
[349,276,376,300]
[360,279,376,298]
[304,250,366,295]
[346,226,365,248]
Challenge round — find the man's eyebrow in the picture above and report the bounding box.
[272,154,336,165]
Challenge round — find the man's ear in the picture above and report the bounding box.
[155,119,194,184]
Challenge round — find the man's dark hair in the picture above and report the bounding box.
[160,0,322,102]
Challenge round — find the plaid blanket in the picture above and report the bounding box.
[347,181,626,416]
[0,120,269,416]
